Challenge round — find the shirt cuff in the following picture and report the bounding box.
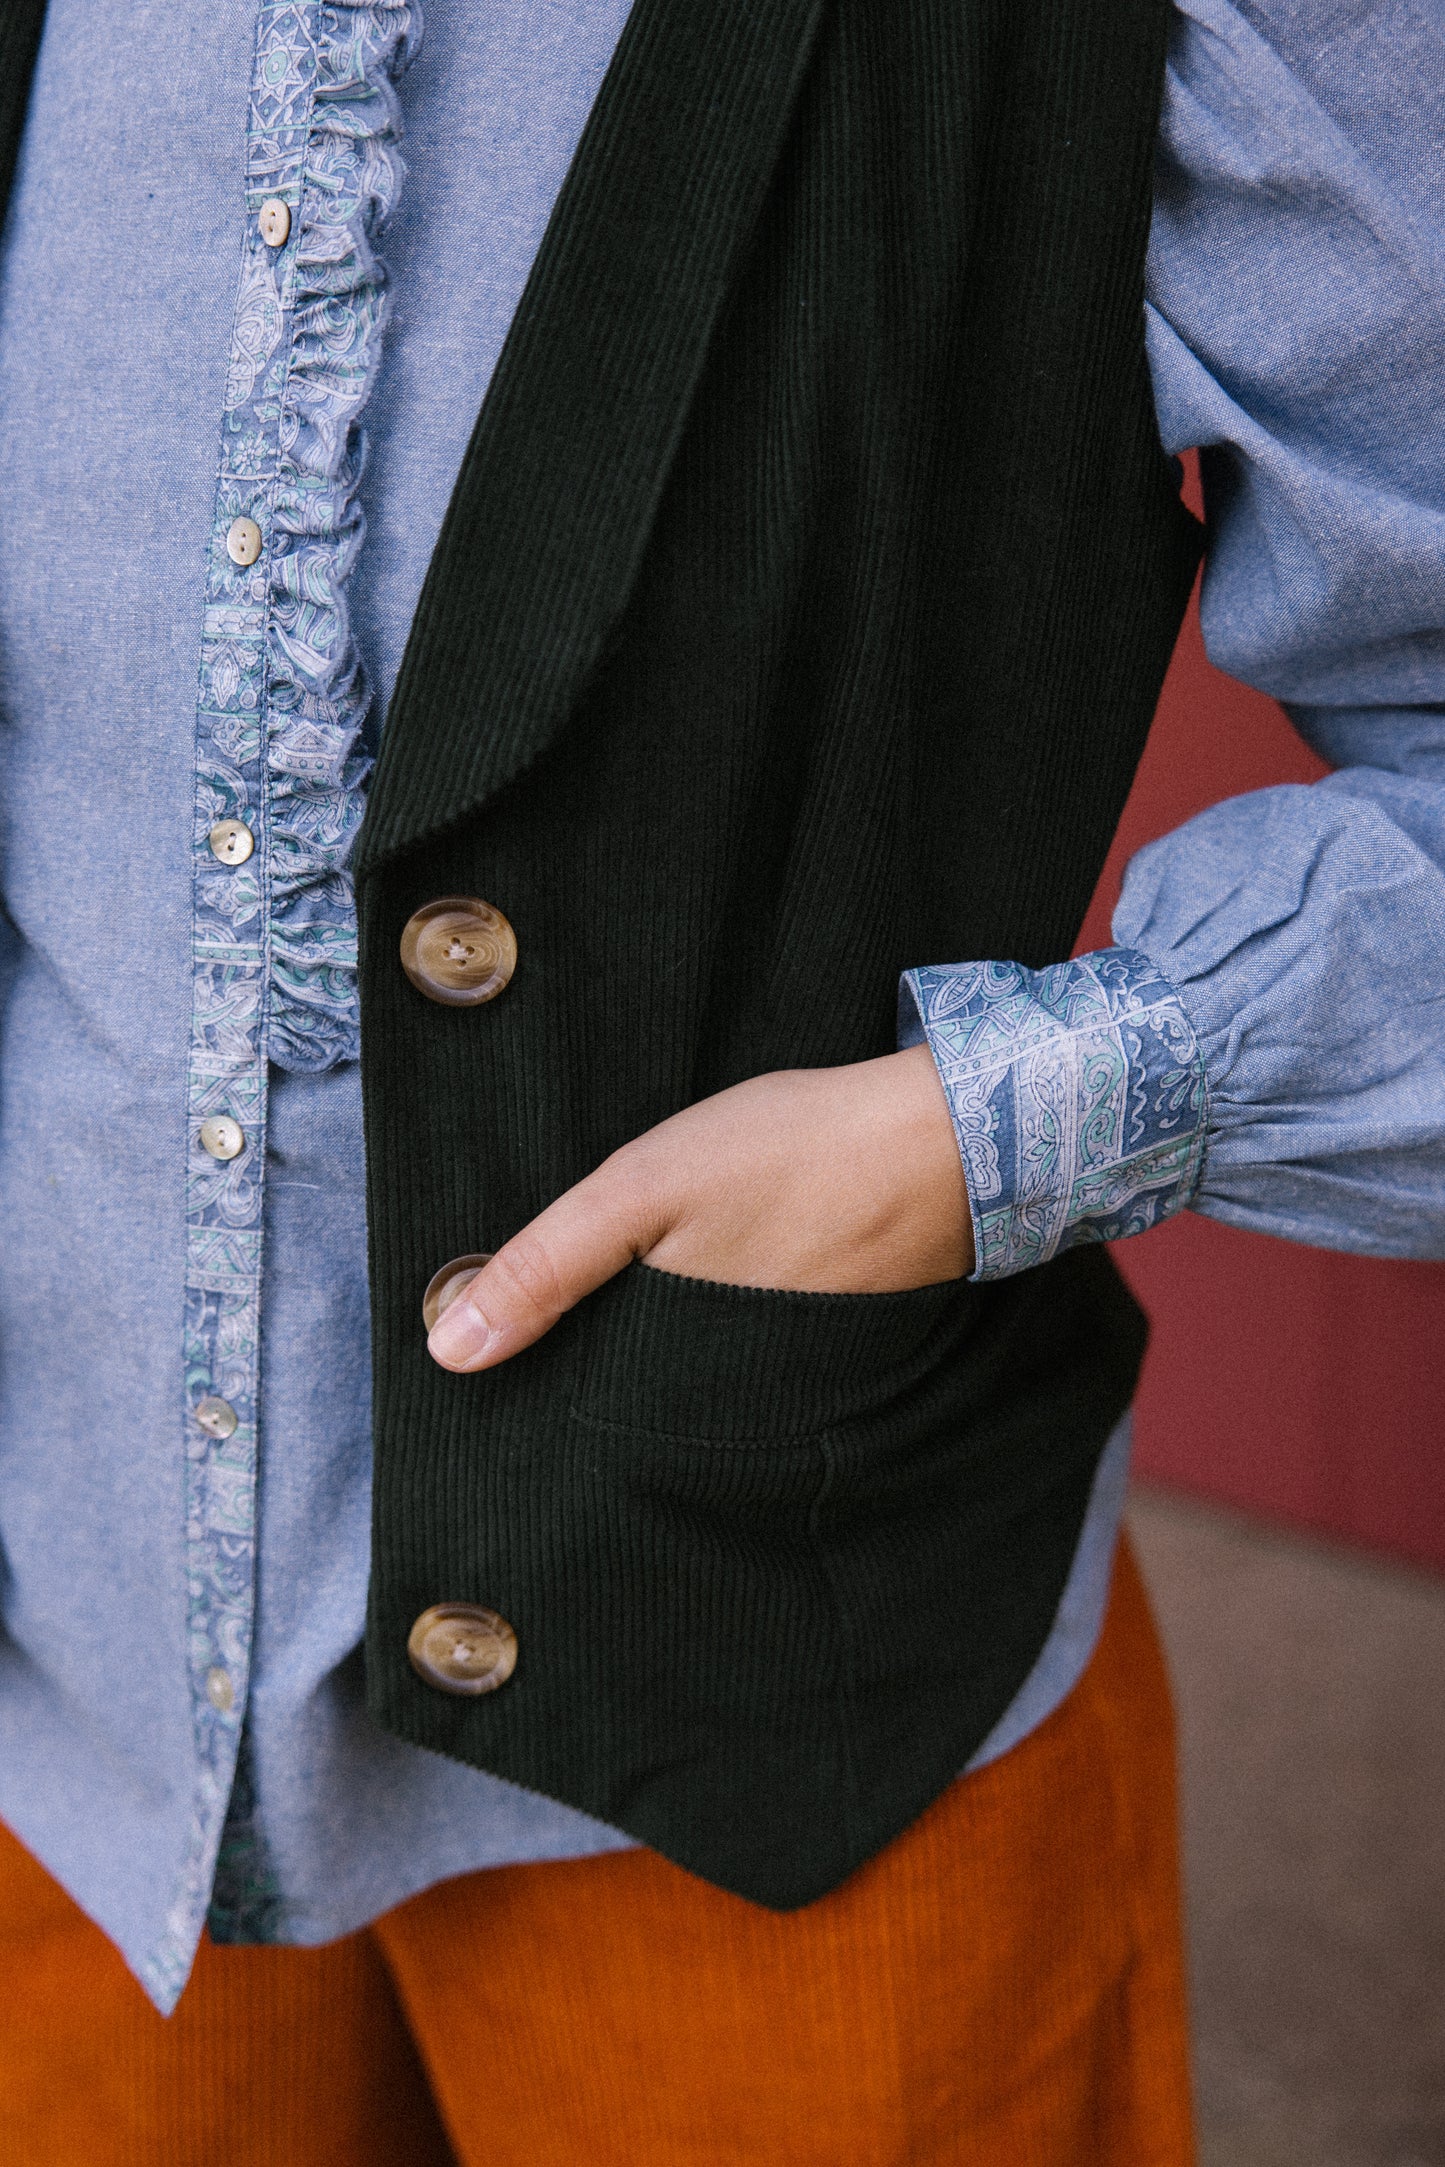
[899,950,1208,1281]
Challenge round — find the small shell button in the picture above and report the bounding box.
[195,1396,238,1440]
[226,516,263,567]
[208,819,255,866]
[200,1116,245,1162]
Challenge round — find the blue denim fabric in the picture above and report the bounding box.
[1149,0,1445,713]
[913,0,1445,1282]
[1,0,1442,2015]
[1126,0,1445,1254]
[0,0,640,2014]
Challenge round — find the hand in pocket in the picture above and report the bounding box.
[427,1044,973,1375]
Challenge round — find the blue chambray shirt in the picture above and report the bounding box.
[0,0,1442,2012]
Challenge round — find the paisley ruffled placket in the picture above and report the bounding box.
[162,0,418,2006]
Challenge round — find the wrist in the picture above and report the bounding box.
[885,1043,976,1279]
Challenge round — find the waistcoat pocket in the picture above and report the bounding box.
[571,1259,976,1445]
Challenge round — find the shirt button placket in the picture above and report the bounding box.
[186,127,274,1836]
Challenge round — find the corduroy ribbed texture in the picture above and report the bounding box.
[0,0,46,220]
[357,0,828,865]
[0,1544,1193,2165]
[350,0,1200,1907]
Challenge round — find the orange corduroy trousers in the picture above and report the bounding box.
[0,1540,1193,2166]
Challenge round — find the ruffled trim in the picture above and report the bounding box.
[260,2,418,1071]
[166,0,422,2005]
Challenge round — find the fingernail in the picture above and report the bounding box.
[428,1291,494,1369]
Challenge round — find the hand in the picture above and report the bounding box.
[426,1042,974,1373]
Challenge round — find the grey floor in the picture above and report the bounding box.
[1130,1489,1445,2167]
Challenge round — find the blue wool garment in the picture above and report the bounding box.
[0,0,1443,2013]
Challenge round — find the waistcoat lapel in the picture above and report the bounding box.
[0,0,47,221]
[358,0,825,871]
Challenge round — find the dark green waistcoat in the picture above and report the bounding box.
[3,0,1199,1904]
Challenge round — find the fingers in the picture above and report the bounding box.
[427,1151,662,1372]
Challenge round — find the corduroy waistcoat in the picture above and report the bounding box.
[2,0,1200,1905]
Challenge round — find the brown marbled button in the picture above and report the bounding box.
[399,898,516,1006]
[422,1253,494,1334]
[407,1604,518,1697]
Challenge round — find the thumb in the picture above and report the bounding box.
[427,1155,660,1373]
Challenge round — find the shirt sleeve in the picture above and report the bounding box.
[901,0,1445,1283]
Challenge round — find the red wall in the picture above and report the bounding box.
[1075,461,1445,1573]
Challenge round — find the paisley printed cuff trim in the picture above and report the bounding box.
[902,948,1208,1284]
